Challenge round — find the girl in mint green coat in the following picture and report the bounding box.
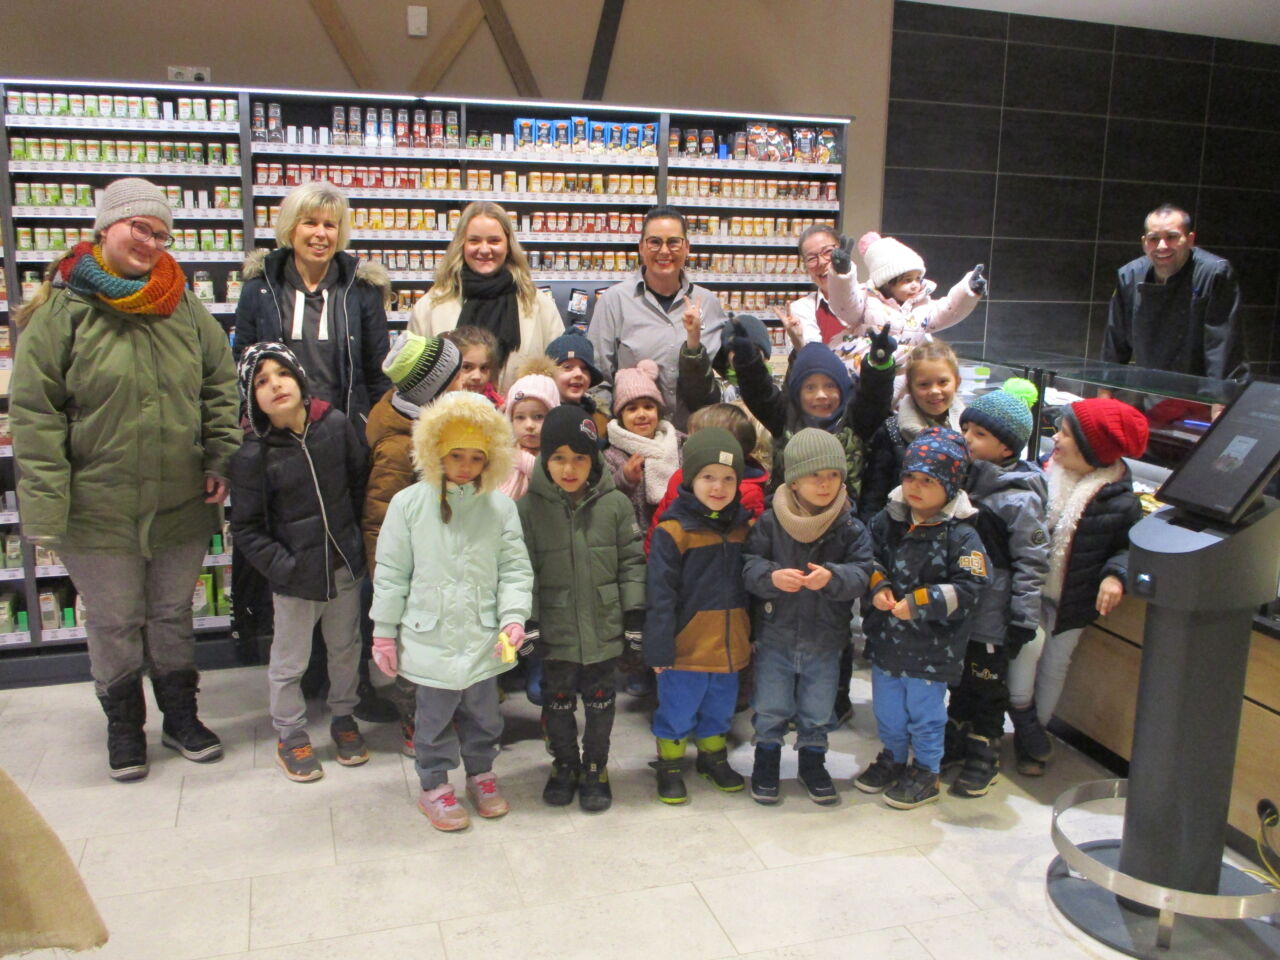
[370,391,533,831]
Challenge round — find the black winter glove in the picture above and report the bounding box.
[829,234,856,275]
[730,320,758,371]
[623,609,645,652]
[521,621,540,658]
[866,323,898,369]
[1005,624,1036,657]
[968,263,987,297]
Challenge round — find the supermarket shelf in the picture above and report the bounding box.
[386,269,804,284]
[0,568,23,581]
[251,143,660,166]
[203,553,232,567]
[264,228,653,245]
[12,206,243,220]
[42,626,87,641]
[668,157,841,175]
[0,631,32,646]
[35,564,67,578]
[194,614,232,631]
[0,301,7,312]
[0,447,12,458]
[5,114,239,134]
[387,311,413,323]
[0,512,19,525]
[252,184,658,206]
[204,302,239,314]
[8,161,241,177]
[675,196,839,211]
[15,249,245,262]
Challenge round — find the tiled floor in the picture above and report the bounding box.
[2,666,1141,959]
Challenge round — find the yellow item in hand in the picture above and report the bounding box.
[498,631,516,663]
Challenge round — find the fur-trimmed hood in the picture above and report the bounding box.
[411,391,515,493]
[242,247,392,305]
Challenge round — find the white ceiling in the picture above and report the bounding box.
[903,0,1280,46]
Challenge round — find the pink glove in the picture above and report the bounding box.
[502,623,525,650]
[372,636,398,677]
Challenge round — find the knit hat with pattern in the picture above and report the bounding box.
[539,404,601,468]
[1063,398,1149,467]
[960,388,1033,456]
[682,427,744,487]
[383,332,462,407]
[858,231,926,290]
[545,331,604,386]
[902,426,968,500]
[612,358,664,416]
[94,177,173,233]
[237,341,309,437]
[784,427,848,483]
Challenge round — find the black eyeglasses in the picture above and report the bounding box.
[129,219,175,249]
[643,236,687,253]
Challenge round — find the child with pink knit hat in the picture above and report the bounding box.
[826,232,987,368]
[498,357,561,500]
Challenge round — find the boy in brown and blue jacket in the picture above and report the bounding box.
[644,428,752,805]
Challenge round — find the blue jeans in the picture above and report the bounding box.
[651,669,739,741]
[871,666,948,773]
[751,642,841,749]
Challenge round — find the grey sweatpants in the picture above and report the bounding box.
[414,678,502,790]
[62,539,208,696]
[268,565,362,740]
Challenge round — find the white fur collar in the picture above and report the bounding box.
[1042,460,1126,608]
[894,392,964,442]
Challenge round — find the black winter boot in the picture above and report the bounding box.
[578,761,612,812]
[353,677,399,723]
[1009,703,1053,776]
[942,718,969,770]
[98,674,149,781]
[650,738,689,804]
[750,743,782,805]
[797,746,839,805]
[950,733,1000,798]
[694,735,744,792]
[151,669,223,763]
[543,760,580,806]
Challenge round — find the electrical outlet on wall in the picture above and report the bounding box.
[407,5,428,37]
[168,66,212,83]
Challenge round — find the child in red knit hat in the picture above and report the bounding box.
[1006,398,1148,775]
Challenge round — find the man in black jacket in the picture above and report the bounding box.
[1102,204,1241,382]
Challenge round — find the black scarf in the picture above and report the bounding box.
[459,265,521,365]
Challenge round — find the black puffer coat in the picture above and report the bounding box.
[1044,462,1142,634]
[229,399,368,601]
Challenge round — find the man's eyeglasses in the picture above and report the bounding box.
[802,245,837,267]
[642,236,687,253]
[1143,231,1186,246]
[130,219,175,249]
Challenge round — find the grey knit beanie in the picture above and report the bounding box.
[94,177,173,233]
[784,427,848,484]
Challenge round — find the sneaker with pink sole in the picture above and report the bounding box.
[418,784,471,831]
[466,772,510,818]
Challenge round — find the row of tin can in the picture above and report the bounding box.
[669,176,837,201]
[10,137,239,165]
[15,226,244,252]
[5,90,238,122]
[14,182,242,209]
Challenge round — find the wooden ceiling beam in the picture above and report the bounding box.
[308,0,382,90]
[412,0,486,92]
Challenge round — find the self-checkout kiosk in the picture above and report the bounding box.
[1047,379,1280,959]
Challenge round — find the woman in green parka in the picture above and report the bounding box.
[516,405,646,812]
[11,178,240,782]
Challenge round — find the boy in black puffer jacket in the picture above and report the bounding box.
[743,428,875,806]
[947,387,1049,797]
[230,342,370,783]
[1007,398,1147,776]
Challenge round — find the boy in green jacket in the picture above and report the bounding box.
[517,406,646,812]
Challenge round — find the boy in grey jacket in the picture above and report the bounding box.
[948,387,1049,797]
[743,429,875,806]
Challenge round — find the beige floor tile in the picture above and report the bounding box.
[203,922,446,960]
[176,749,410,826]
[504,811,763,905]
[0,743,46,792]
[735,926,933,960]
[909,904,1132,959]
[79,808,334,898]
[0,680,98,716]
[696,846,976,954]
[91,878,250,960]
[28,727,256,792]
[330,779,572,864]
[247,848,505,949]
[24,776,182,842]
[438,882,735,960]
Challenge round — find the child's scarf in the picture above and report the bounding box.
[606,419,681,504]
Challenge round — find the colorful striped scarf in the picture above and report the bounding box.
[57,242,186,315]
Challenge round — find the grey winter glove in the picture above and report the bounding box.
[866,323,898,370]
[829,234,856,275]
[968,263,987,297]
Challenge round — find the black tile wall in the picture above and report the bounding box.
[885,1,1280,367]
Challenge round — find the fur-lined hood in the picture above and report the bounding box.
[242,247,391,304]
[412,391,515,494]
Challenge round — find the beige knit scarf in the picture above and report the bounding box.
[1042,459,1126,606]
[772,484,849,543]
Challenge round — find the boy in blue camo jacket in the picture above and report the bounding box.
[855,427,988,810]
